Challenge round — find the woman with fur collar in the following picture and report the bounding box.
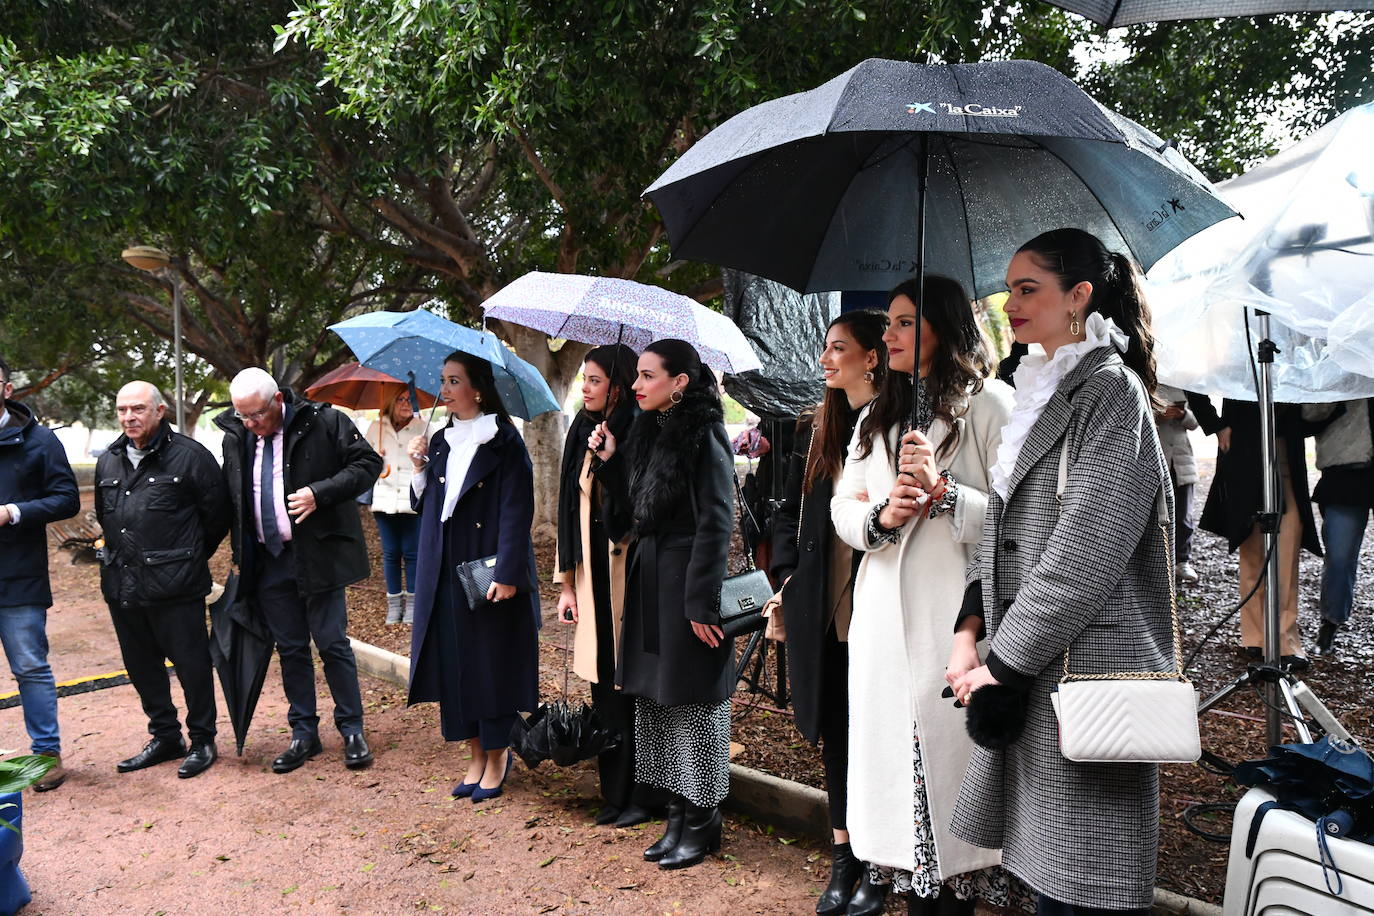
[589,338,735,872]
[553,343,658,828]
[831,277,1017,915]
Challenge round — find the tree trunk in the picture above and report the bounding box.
[500,323,590,547]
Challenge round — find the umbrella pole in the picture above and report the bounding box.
[910,133,930,431]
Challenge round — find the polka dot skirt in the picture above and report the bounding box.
[633,696,731,808]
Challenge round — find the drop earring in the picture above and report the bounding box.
[863,370,875,383]
[1069,313,1081,337]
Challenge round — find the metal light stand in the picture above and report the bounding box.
[1195,249,1357,749]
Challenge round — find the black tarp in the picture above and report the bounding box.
[720,270,835,420]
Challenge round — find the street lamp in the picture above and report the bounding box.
[120,245,186,433]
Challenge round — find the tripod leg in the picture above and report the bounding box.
[1291,681,1355,744]
[1198,669,1261,715]
[735,630,764,689]
[1274,677,1312,744]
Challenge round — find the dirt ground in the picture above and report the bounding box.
[6,550,827,915]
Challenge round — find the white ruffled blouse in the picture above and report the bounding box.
[410,412,500,522]
[988,312,1128,502]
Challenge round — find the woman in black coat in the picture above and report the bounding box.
[589,338,735,871]
[553,344,656,827]
[769,310,885,915]
[405,351,539,803]
[1188,394,1322,664]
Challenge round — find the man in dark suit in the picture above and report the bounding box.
[215,368,382,773]
[96,381,229,778]
[0,354,79,791]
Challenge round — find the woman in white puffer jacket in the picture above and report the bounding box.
[366,392,432,624]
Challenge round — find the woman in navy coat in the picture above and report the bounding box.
[405,351,539,803]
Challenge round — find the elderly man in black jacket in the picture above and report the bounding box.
[216,368,382,773]
[96,381,230,778]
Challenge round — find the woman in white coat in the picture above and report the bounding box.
[366,390,431,624]
[831,276,1019,915]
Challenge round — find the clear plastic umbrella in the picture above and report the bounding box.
[1148,102,1374,401]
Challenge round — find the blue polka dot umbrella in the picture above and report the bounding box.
[328,308,561,420]
[480,272,763,375]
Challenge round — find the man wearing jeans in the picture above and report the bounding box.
[214,368,381,773]
[0,354,79,790]
[1305,398,1374,654]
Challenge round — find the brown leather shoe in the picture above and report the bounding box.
[33,752,66,792]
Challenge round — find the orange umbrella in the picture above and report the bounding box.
[304,362,438,411]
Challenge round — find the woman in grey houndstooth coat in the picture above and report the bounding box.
[947,229,1175,915]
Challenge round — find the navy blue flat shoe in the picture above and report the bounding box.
[471,751,513,804]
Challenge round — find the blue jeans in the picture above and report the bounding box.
[1319,503,1372,626]
[0,605,60,755]
[373,512,420,594]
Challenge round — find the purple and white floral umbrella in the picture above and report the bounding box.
[481,272,763,375]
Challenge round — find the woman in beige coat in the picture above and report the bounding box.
[553,344,657,827]
[831,276,1019,915]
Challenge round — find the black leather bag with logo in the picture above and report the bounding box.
[455,555,531,610]
[717,568,772,638]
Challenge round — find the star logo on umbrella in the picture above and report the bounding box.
[905,102,935,115]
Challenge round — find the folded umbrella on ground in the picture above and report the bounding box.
[509,700,621,769]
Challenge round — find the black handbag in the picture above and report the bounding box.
[455,555,525,609]
[717,568,772,638]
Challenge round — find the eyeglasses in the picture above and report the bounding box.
[233,406,274,423]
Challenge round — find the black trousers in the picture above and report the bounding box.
[816,624,850,831]
[254,542,365,740]
[1036,896,1150,916]
[110,598,218,745]
[588,514,662,812]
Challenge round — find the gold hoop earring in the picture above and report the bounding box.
[669,389,684,405]
[863,370,875,383]
[1069,314,1082,337]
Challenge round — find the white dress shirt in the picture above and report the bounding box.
[411,413,499,522]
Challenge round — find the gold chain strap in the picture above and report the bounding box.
[1061,521,1183,682]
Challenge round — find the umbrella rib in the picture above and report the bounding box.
[943,134,981,296]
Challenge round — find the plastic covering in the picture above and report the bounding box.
[1148,103,1374,402]
[720,270,836,419]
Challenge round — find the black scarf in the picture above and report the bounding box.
[556,402,638,573]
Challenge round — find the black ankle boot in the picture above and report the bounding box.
[844,868,889,916]
[816,842,862,915]
[657,801,721,870]
[643,796,686,862]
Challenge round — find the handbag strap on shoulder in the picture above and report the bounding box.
[1055,389,1183,683]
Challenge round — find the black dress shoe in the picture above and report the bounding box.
[816,842,862,915]
[612,804,654,828]
[272,736,323,773]
[117,736,187,773]
[644,797,686,862]
[178,742,218,779]
[343,733,373,769]
[594,805,622,826]
[908,889,975,916]
[657,802,721,870]
[1316,620,1340,654]
[1282,654,1310,673]
[845,868,890,916]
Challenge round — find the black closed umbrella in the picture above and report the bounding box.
[509,644,621,769]
[208,573,275,756]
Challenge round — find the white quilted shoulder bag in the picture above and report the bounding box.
[1048,438,1202,764]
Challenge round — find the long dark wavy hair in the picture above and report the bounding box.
[857,275,991,463]
[1016,228,1159,402]
[803,310,887,493]
[582,343,638,422]
[443,350,512,425]
[642,338,720,402]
